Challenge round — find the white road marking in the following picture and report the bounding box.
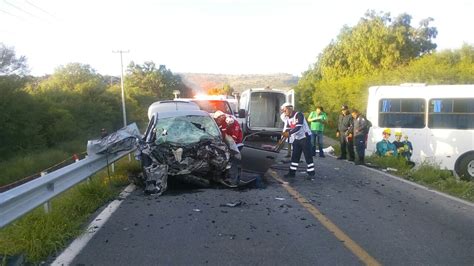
[51,184,136,266]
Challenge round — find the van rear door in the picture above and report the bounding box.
[286,89,295,107]
[248,91,286,133]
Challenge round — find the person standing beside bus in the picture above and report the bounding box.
[336,105,355,161]
[281,103,315,179]
[376,128,397,156]
[350,109,368,165]
[308,106,328,157]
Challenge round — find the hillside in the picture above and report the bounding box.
[179,73,299,93]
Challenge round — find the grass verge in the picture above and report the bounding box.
[327,136,474,203]
[365,155,474,202]
[0,140,85,187]
[0,157,141,264]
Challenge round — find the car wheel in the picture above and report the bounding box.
[457,153,474,181]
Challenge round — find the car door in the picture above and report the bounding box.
[240,134,280,174]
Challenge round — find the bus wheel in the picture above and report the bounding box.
[457,153,474,181]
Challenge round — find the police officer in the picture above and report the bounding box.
[281,103,315,179]
[336,105,355,161]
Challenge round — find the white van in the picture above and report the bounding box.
[237,88,294,136]
[365,84,474,180]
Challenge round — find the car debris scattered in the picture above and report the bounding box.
[220,201,243,207]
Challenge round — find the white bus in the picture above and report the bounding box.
[366,84,474,179]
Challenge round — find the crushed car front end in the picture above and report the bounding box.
[138,110,231,194]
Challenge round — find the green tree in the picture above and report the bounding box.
[0,43,28,75]
[295,11,440,118]
[124,61,192,124]
[0,76,46,158]
[29,63,123,144]
[317,11,437,79]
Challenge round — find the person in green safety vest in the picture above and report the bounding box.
[307,106,328,157]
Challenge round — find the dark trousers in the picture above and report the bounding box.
[289,137,314,176]
[340,135,355,160]
[354,135,366,162]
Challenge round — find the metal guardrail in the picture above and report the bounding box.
[0,147,135,229]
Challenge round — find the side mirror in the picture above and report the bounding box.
[238,109,246,118]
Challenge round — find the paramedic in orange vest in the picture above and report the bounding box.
[281,103,315,179]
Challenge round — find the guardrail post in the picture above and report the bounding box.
[83,155,92,183]
[40,172,52,213]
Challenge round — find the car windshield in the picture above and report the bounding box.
[192,100,233,114]
[154,115,220,145]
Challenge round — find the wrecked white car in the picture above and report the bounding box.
[138,109,235,194]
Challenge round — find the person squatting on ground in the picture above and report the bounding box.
[336,105,355,161]
[376,128,397,156]
[281,103,315,179]
[308,106,327,157]
[349,109,369,165]
[213,110,243,185]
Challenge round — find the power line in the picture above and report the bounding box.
[24,0,56,19]
[0,8,25,21]
[3,0,41,20]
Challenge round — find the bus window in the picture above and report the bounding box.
[429,98,474,129]
[379,98,425,128]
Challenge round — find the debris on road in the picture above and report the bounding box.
[275,197,286,201]
[322,146,335,155]
[220,201,243,207]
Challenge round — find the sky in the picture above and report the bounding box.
[1,0,473,77]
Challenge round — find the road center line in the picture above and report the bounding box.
[268,170,381,266]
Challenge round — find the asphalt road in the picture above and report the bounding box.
[69,151,474,265]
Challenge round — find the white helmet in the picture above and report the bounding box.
[280,102,293,110]
[213,110,225,119]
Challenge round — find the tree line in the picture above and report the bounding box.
[295,10,474,122]
[2,10,474,160]
[0,47,192,160]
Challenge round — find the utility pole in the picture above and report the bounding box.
[113,50,130,162]
[112,50,129,128]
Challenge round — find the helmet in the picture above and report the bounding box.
[341,105,349,110]
[280,102,293,110]
[395,131,402,136]
[383,128,391,135]
[213,110,225,119]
